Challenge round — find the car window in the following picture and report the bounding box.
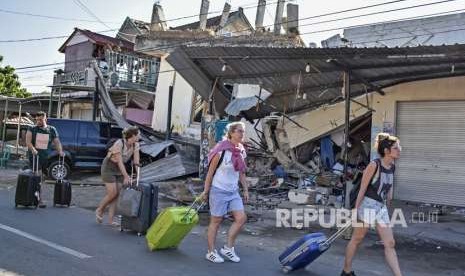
[79,122,101,143]
[48,120,76,143]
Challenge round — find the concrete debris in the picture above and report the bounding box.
[288,188,317,205]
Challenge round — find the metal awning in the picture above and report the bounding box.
[167,44,465,118]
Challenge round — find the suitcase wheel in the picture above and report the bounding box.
[282,266,292,274]
[137,233,142,237]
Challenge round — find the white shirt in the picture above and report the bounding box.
[211,150,246,192]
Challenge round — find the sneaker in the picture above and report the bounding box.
[206,250,224,263]
[220,246,240,263]
[340,270,356,276]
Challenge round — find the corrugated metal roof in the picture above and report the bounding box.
[167,44,465,118]
[59,28,134,53]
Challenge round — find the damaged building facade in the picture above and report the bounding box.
[39,2,465,208]
[52,28,158,126]
[168,43,465,208]
[124,1,303,141]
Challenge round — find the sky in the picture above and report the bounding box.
[1,0,464,94]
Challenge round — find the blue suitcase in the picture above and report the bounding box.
[279,224,350,273]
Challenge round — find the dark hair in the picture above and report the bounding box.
[375,132,399,157]
[35,111,46,117]
[122,126,139,139]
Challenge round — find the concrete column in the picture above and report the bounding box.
[286,3,299,34]
[199,0,210,31]
[255,0,266,31]
[218,2,231,30]
[274,0,285,35]
[150,3,167,32]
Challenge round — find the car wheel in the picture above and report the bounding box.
[48,160,70,180]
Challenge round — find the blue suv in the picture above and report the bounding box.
[46,119,122,180]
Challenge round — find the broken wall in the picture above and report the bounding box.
[283,96,373,149]
[151,56,200,140]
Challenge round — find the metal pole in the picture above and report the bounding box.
[16,103,22,155]
[343,71,351,209]
[1,98,8,155]
[57,87,62,118]
[48,88,54,117]
[93,77,98,121]
[166,72,176,141]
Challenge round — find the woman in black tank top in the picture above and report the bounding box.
[341,133,403,276]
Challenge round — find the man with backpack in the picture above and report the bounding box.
[25,111,64,208]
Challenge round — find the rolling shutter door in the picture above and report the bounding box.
[395,101,465,207]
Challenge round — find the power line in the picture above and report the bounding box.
[0,0,409,43]
[124,0,463,54]
[348,24,465,45]
[9,0,463,70]
[0,8,120,24]
[73,0,112,29]
[300,8,465,37]
[0,34,76,43]
[0,1,280,28]
[15,68,62,74]
[297,0,461,30]
[16,58,93,70]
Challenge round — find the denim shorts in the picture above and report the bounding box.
[358,197,390,227]
[209,186,244,217]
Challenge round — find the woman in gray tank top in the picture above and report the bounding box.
[341,133,403,276]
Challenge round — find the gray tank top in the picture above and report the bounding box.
[365,159,395,203]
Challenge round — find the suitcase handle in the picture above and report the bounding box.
[128,163,140,188]
[32,154,39,175]
[57,154,66,181]
[322,222,352,246]
[181,197,206,222]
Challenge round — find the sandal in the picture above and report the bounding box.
[95,211,103,224]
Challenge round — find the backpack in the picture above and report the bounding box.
[106,138,125,152]
[349,160,380,209]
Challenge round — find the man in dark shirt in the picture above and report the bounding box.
[25,111,64,208]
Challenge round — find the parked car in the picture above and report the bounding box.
[46,119,122,180]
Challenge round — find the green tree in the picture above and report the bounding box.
[0,55,31,98]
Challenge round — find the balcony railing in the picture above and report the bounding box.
[105,51,159,92]
[54,51,160,93]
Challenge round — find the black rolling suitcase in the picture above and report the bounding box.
[53,156,72,207]
[15,155,41,208]
[119,167,159,236]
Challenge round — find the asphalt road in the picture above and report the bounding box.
[1,186,464,276]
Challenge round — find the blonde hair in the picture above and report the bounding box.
[224,122,245,140]
[374,132,399,157]
[122,126,139,139]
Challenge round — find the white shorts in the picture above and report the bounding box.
[358,197,390,227]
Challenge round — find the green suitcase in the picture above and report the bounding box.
[146,199,205,250]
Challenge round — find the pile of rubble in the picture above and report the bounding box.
[242,113,372,211]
